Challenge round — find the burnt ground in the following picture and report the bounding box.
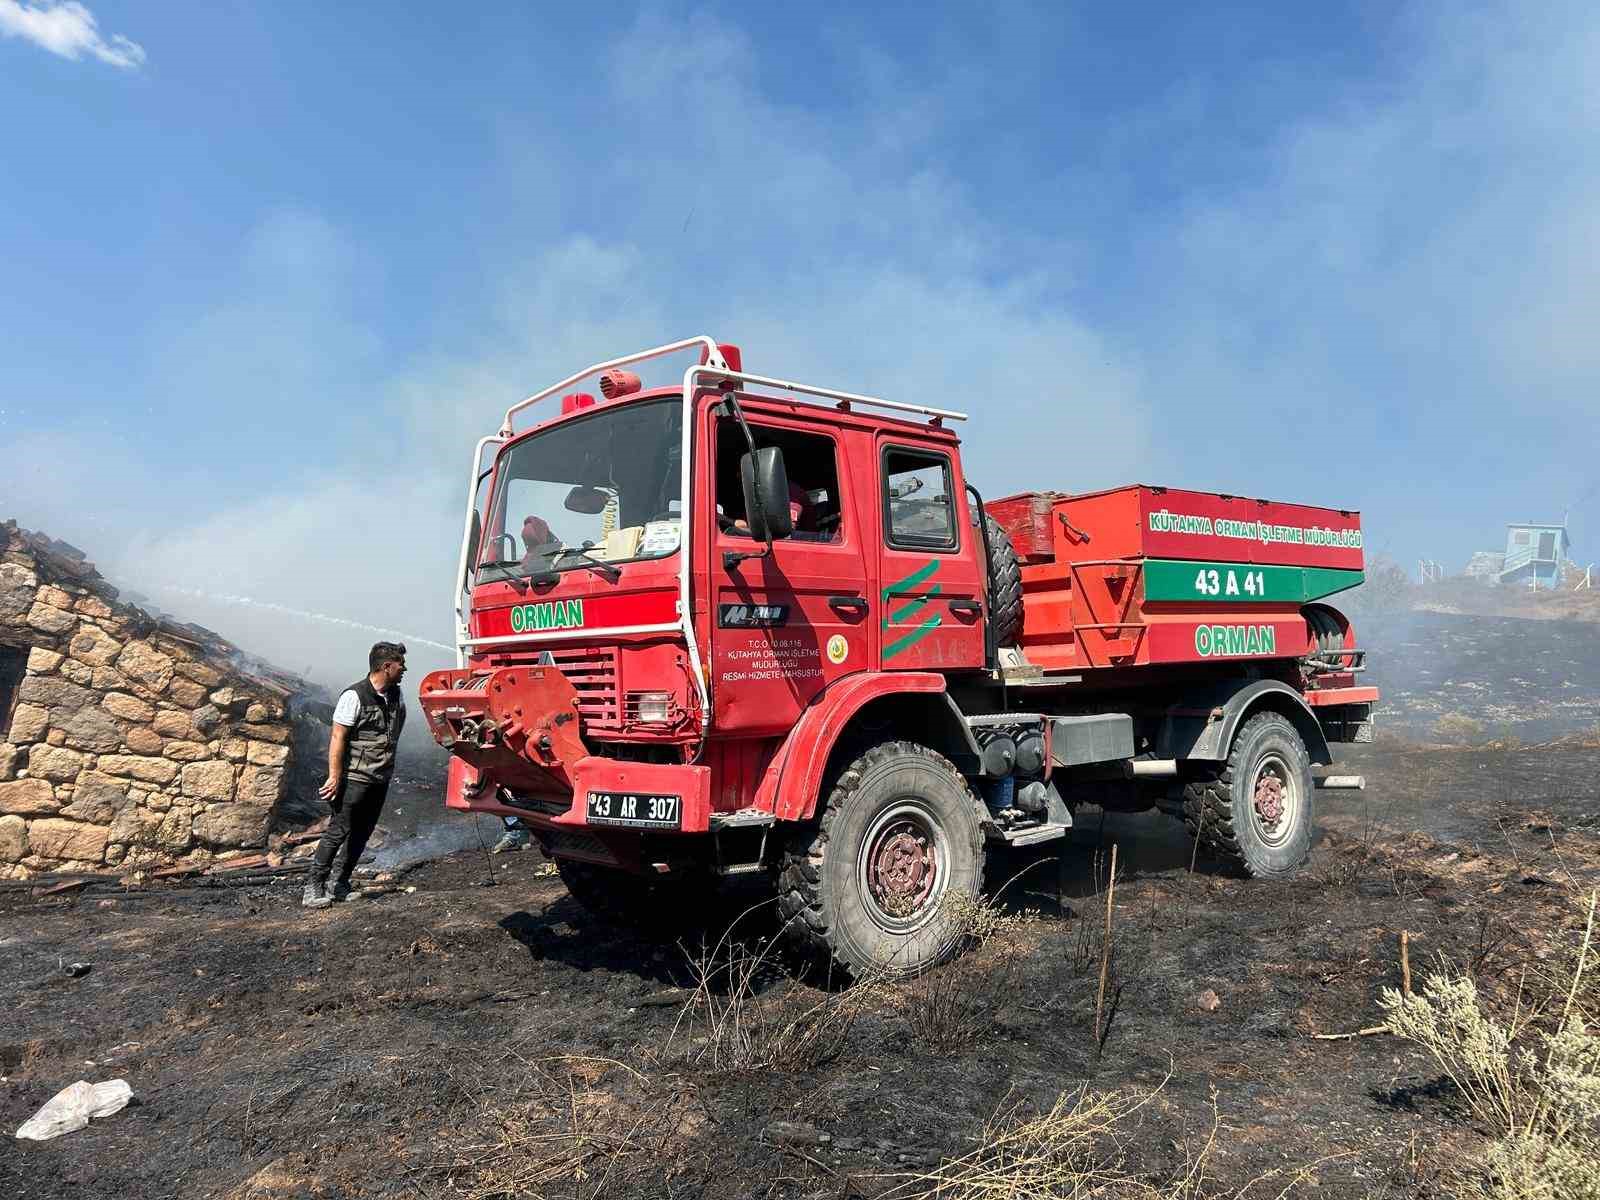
[4,619,1600,1197]
[1358,609,1600,741]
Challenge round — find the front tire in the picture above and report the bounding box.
[778,741,985,979]
[1182,711,1315,877]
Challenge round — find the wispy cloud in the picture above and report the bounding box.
[0,0,144,69]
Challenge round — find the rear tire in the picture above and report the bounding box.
[1182,711,1315,877]
[982,514,1024,648]
[779,741,985,980]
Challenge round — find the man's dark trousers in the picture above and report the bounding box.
[311,778,389,888]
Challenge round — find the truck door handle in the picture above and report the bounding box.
[948,599,982,616]
[828,595,869,616]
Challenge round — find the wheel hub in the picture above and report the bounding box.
[1254,771,1285,829]
[866,819,937,918]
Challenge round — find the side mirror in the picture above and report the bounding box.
[465,510,482,584]
[741,446,793,542]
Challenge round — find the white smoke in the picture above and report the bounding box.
[366,813,498,873]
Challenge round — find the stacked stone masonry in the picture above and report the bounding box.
[0,522,328,879]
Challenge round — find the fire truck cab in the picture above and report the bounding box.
[420,337,1376,977]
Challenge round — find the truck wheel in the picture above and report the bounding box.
[1182,711,1315,878]
[982,514,1024,648]
[555,859,713,938]
[779,741,985,980]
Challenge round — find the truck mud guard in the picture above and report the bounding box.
[756,672,983,823]
[1155,678,1332,766]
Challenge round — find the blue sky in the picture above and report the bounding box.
[3,1,1597,679]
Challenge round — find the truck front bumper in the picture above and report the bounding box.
[446,753,714,834]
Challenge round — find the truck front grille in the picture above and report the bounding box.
[547,646,622,733]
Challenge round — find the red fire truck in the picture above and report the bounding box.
[419,337,1376,976]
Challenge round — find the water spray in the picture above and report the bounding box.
[151,585,454,653]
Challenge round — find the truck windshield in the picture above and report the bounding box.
[478,398,683,581]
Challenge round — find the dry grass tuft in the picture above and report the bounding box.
[893,1083,1160,1199]
[1380,890,1600,1200]
[884,1075,1331,1199]
[899,895,1028,1051]
[669,917,879,1073]
[429,1055,701,1200]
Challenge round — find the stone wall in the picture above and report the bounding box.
[0,523,326,879]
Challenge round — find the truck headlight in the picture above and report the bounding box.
[629,691,673,724]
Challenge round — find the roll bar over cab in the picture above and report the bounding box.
[419,337,1376,977]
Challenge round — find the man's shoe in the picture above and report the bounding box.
[492,829,530,853]
[330,881,353,902]
[302,881,332,909]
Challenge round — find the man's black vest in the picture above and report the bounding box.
[344,677,406,785]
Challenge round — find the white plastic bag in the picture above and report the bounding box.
[14,1079,132,1141]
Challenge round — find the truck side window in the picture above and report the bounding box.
[884,449,957,550]
[716,420,843,542]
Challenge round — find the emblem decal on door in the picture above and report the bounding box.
[826,634,849,664]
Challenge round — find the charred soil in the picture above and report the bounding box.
[3,739,1598,1199]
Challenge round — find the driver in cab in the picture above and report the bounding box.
[518,514,558,572]
[723,482,838,542]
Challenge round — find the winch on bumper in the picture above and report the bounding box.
[418,666,711,834]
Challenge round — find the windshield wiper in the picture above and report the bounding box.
[476,558,552,592]
[551,546,621,582]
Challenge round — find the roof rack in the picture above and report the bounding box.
[500,335,726,436]
[498,336,968,436]
[684,365,967,425]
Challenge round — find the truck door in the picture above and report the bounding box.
[876,440,986,671]
[708,412,873,736]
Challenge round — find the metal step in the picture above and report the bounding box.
[1315,775,1366,791]
[994,822,1071,847]
[709,808,776,830]
[712,861,771,876]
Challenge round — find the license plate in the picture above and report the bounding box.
[585,791,681,829]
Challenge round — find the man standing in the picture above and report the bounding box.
[303,642,407,909]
